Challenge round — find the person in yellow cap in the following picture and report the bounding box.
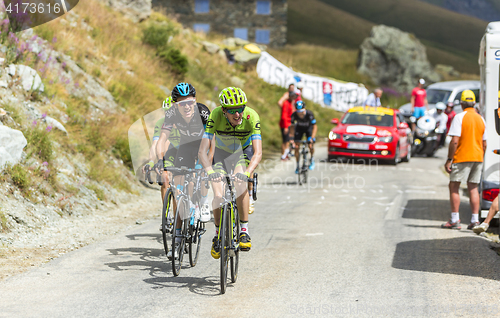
[442,90,487,230]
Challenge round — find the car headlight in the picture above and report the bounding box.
[329,131,340,140]
[378,136,393,143]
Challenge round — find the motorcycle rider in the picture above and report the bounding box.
[433,102,448,149]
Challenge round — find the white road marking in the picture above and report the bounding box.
[362,197,388,200]
[321,196,325,200]
[358,202,365,206]
[375,201,394,206]
[405,190,436,194]
[385,193,404,220]
[323,189,329,193]
[306,233,324,236]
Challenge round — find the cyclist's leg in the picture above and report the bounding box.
[294,128,303,164]
[163,145,177,208]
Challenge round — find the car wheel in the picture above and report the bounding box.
[401,144,411,162]
[390,144,400,165]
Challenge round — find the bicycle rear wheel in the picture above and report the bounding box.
[161,188,174,256]
[172,197,188,277]
[220,203,230,294]
[230,203,240,283]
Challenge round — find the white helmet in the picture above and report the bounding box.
[435,102,446,110]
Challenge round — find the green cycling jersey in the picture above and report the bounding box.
[153,117,180,148]
[203,106,261,153]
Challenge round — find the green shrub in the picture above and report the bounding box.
[113,136,133,170]
[158,47,189,75]
[24,126,53,163]
[0,208,8,232]
[142,22,178,49]
[8,165,30,191]
[87,184,106,201]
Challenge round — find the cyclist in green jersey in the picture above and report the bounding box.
[144,96,181,201]
[198,87,262,259]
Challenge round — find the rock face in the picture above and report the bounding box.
[357,25,441,93]
[8,65,44,92]
[103,0,152,22]
[0,126,27,170]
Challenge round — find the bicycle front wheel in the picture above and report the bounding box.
[172,196,188,277]
[230,203,240,283]
[189,220,203,267]
[220,203,230,294]
[161,188,174,256]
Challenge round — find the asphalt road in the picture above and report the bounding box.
[2,146,500,318]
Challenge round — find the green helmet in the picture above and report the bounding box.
[162,96,173,110]
[219,87,247,107]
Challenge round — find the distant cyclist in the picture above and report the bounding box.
[156,83,211,259]
[289,100,317,172]
[198,87,262,259]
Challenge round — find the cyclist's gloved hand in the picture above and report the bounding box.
[307,137,313,143]
[312,137,316,143]
[235,172,250,182]
[144,161,154,172]
[207,170,221,181]
[154,159,164,172]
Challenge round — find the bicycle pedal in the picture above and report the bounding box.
[198,228,206,236]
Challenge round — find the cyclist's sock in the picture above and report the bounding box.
[240,221,249,235]
[284,148,290,157]
[215,226,219,236]
[451,212,460,223]
[175,229,182,243]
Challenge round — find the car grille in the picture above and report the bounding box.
[330,148,391,155]
[343,134,376,143]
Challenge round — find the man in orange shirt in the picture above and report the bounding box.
[443,90,487,230]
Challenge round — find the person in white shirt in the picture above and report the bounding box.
[433,102,448,149]
[364,88,382,107]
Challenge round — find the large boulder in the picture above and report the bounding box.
[8,64,44,92]
[0,126,27,170]
[357,25,441,93]
[102,0,152,22]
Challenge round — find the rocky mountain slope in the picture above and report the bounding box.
[419,0,500,21]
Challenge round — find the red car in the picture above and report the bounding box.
[328,107,412,164]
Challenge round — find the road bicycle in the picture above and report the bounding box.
[164,166,210,276]
[297,140,309,185]
[217,172,258,294]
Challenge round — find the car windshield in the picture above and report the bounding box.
[342,112,393,127]
[426,89,452,104]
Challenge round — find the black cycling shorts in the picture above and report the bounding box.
[173,140,202,171]
[162,144,178,168]
[213,147,253,175]
[294,126,313,141]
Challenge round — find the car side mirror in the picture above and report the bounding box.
[331,118,339,125]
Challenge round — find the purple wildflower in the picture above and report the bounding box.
[42,162,48,166]
[32,120,37,126]
[46,125,53,132]
[52,36,57,43]
[74,82,79,88]
[41,113,47,119]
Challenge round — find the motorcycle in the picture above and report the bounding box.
[410,115,439,157]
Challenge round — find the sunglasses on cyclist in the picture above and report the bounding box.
[224,106,246,115]
[174,99,196,108]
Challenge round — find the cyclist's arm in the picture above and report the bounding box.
[149,140,158,162]
[246,139,262,176]
[410,95,415,110]
[198,137,213,172]
[289,124,295,138]
[311,124,318,140]
[156,129,172,160]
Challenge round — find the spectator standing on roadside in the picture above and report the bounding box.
[364,88,382,107]
[278,92,297,160]
[278,83,302,107]
[445,101,456,134]
[473,195,498,234]
[411,79,428,131]
[442,90,487,230]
